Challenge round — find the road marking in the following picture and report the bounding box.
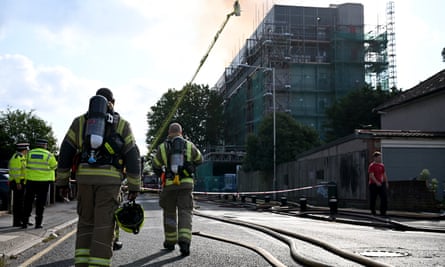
[20,228,76,267]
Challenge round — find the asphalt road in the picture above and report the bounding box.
[10,193,445,267]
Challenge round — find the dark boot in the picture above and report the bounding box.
[35,216,43,229]
[163,242,175,251]
[13,218,22,227]
[179,241,190,256]
[22,217,29,229]
[113,239,123,251]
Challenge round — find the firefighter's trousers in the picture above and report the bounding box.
[159,183,193,246]
[75,184,120,267]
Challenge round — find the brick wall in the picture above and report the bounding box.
[388,180,439,212]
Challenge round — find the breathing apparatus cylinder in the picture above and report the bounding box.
[85,95,109,164]
[170,137,184,185]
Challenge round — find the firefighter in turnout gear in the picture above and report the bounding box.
[22,138,58,229]
[8,142,29,227]
[56,88,141,267]
[152,122,202,256]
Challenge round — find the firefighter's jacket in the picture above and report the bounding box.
[25,147,57,182]
[56,113,141,192]
[152,136,202,188]
[8,152,26,183]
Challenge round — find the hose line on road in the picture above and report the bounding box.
[247,221,393,267]
[195,211,330,267]
[194,211,393,267]
[193,231,287,267]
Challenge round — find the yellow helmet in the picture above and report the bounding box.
[115,201,144,234]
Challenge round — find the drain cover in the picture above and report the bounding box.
[359,250,409,257]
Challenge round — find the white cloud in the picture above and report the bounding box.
[0,54,151,154]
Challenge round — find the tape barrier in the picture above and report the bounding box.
[141,184,330,196]
[193,184,327,196]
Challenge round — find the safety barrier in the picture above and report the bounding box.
[192,184,327,196]
[141,183,336,197]
[142,183,339,214]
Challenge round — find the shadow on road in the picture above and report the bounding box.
[119,249,184,267]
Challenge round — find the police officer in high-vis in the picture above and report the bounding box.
[57,88,141,267]
[8,142,29,227]
[152,122,202,256]
[23,138,58,229]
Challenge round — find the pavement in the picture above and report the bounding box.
[0,200,78,258]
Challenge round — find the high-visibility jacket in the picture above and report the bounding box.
[152,136,202,187]
[8,152,26,183]
[25,148,57,182]
[57,113,141,192]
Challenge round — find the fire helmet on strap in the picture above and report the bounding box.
[115,201,144,234]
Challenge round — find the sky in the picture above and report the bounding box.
[1,0,444,156]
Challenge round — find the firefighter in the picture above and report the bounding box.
[152,122,202,256]
[22,138,58,229]
[56,88,141,267]
[8,142,30,227]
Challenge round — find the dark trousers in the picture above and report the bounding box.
[159,186,194,245]
[23,181,51,226]
[369,183,388,216]
[10,181,25,226]
[75,184,121,267]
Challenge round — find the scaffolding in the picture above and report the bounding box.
[364,25,388,90]
[218,3,390,146]
[386,1,397,89]
[363,1,396,90]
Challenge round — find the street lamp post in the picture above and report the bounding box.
[237,64,276,200]
[272,67,276,200]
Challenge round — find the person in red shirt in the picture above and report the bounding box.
[368,151,389,216]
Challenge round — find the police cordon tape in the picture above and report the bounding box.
[141,184,333,196]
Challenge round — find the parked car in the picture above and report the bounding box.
[0,168,10,210]
[143,175,160,190]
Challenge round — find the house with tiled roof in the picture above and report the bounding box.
[238,69,445,212]
[374,69,445,131]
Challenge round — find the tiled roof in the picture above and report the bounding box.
[296,129,445,158]
[375,69,445,111]
[355,129,445,138]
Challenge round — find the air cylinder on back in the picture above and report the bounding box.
[85,95,108,163]
[170,136,184,174]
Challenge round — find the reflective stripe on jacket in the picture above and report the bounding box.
[153,138,202,186]
[25,148,57,182]
[58,114,141,190]
[8,152,26,183]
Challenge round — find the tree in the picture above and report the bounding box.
[324,85,398,142]
[0,108,57,166]
[146,83,224,153]
[243,112,320,172]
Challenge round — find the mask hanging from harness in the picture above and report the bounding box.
[169,136,185,185]
[84,95,113,164]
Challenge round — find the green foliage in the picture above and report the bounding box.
[418,169,438,193]
[324,85,399,142]
[146,84,224,153]
[0,108,57,165]
[418,169,431,181]
[243,134,261,172]
[243,112,321,172]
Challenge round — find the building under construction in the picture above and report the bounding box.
[215,2,394,147]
